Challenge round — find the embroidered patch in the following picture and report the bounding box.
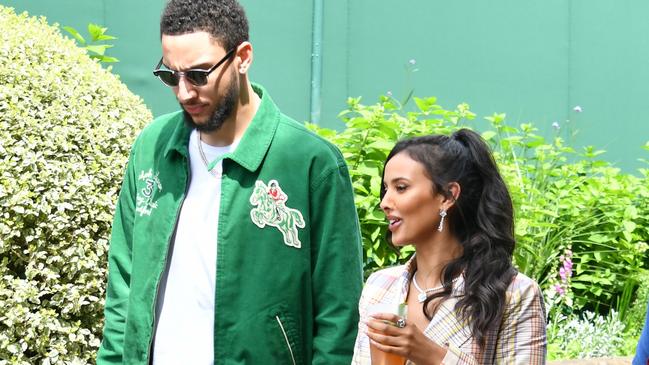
[249,179,305,248]
[136,169,162,216]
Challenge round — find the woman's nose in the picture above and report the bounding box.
[379,191,391,213]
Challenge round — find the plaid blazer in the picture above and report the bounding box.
[352,257,547,364]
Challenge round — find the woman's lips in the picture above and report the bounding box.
[388,218,402,231]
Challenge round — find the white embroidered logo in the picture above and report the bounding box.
[249,179,305,248]
[136,169,162,216]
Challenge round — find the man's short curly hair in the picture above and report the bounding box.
[160,0,249,51]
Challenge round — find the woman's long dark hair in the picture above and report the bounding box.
[380,128,517,347]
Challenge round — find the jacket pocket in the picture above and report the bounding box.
[225,304,302,365]
[274,314,297,365]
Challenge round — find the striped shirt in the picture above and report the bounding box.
[352,257,547,364]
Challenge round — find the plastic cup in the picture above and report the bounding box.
[367,303,407,365]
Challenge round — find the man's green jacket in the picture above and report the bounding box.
[97,84,363,365]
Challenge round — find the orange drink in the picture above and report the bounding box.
[369,327,406,365]
[367,303,408,365]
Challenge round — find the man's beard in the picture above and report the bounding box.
[182,76,239,133]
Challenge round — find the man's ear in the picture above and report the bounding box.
[236,41,253,74]
[442,182,461,211]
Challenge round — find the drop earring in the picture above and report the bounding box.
[437,209,447,232]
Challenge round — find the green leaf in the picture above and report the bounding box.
[622,220,636,233]
[62,26,85,44]
[367,139,395,151]
[87,23,107,41]
[95,34,117,41]
[572,282,588,290]
[357,158,380,172]
[348,117,370,129]
[587,234,609,243]
[97,55,119,63]
[86,44,113,56]
[414,97,437,113]
[370,227,381,242]
[481,130,497,141]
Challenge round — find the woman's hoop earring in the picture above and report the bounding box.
[438,209,447,232]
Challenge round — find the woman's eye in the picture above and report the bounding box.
[396,185,407,192]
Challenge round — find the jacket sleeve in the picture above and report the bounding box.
[310,163,363,365]
[97,146,138,364]
[351,272,378,365]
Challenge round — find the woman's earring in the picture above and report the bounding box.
[437,209,447,232]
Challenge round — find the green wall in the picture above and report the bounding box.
[2,0,648,171]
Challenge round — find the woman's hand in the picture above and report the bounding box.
[366,313,446,365]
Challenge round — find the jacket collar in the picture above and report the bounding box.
[165,83,279,172]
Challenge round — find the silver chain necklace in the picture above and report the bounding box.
[412,271,459,303]
[196,131,217,177]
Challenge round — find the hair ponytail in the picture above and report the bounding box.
[451,129,515,248]
[450,129,517,345]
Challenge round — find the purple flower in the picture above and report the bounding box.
[573,105,583,113]
[564,259,573,272]
[554,284,565,296]
[558,252,573,282]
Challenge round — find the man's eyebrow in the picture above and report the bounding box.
[186,62,213,70]
[161,60,212,71]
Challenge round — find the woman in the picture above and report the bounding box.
[352,129,546,364]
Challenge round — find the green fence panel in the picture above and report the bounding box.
[2,0,647,171]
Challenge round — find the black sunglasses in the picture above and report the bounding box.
[153,48,236,87]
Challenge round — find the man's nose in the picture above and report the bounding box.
[175,77,197,103]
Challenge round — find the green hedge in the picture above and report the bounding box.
[0,6,150,364]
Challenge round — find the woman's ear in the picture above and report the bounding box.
[442,182,461,211]
[236,41,253,74]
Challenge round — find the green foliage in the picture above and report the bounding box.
[0,6,150,364]
[62,23,119,63]
[489,120,649,316]
[310,93,649,326]
[547,310,627,359]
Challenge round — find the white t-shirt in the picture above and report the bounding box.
[152,129,237,365]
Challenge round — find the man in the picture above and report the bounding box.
[97,0,363,364]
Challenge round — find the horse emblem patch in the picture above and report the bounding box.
[250,179,305,248]
[136,169,162,217]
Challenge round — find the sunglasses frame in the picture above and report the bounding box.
[153,48,236,87]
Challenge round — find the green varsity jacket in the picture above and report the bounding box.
[97,84,363,365]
